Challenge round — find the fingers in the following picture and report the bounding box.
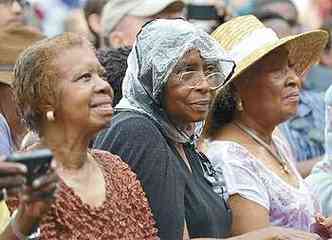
[21,168,59,203]
[32,170,58,189]
[322,216,332,228]
[315,214,326,224]
[0,175,26,189]
[0,161,27,175]
[21,182,57,203]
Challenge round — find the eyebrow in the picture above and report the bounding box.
[71,63,103,81]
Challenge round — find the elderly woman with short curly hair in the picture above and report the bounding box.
[11,32,158,239]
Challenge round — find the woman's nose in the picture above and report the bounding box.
[12,1,23,14]
[195,74,210,93]
[95,75,112,95]
[286,67,301,88]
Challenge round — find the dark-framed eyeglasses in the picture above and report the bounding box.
[0,0,30,9]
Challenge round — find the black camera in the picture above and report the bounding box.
[6,149,53,185]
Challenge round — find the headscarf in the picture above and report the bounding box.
[116,18,235,143]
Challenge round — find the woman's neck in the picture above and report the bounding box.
[41,125,90,170]
[234,112,276,144]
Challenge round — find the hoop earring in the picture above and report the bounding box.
[46,111,55,122]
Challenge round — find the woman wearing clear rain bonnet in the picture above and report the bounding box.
[204,15,330,238]
[94,18,325,240]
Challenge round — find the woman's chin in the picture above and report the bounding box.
[280,109,298,122]
[88,117,112,133]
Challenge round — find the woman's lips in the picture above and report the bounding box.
[190,100,210,111]
[90,102,113,115]
[283,91,300,103]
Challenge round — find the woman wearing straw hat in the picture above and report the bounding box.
[204,15,330,237]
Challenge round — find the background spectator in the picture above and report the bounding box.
[83,0,107,49]
[63,8,92,40]
[96,47,131,107]
[305,19,332,92]
[101,0,185,48]
[0,0,30,27]
[0,25,44,154]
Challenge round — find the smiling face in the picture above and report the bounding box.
[163,49,216,125]
[54,45,113,134]
[236,47,301,125]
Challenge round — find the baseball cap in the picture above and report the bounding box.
[102,0,185,35]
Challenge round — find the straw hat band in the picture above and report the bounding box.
[229,27,279,63]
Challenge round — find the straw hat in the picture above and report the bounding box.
[211,15,328,82]
[0,25,44,86]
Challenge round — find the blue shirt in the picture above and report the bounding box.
[0,113,14,156]
[279,90,325,161]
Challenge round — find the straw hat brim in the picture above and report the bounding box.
[0,71,13,86]
[228,30,328,82]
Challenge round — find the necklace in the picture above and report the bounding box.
[233,122,290,174]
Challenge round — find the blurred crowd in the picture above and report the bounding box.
[0,0,332,239]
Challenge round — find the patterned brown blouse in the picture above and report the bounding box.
[39,149,158,239]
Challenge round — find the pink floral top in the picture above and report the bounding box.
[206,135,320,232]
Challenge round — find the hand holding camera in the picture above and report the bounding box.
[0,149,59,238]
[0,159,27,201]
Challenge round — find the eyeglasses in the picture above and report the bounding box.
[178,70,226,90]
[0,0,30,8]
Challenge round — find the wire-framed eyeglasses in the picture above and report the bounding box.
[178,69,226,90]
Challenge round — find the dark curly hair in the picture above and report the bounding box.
[203,83,237,138]
[96,47,131,107]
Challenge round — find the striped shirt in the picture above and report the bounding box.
[279,90,325,161]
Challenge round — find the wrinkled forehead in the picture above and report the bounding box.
[252,46,290,74]
[136,19,216,52]
[135,19,223,66]
[174,49,220,70]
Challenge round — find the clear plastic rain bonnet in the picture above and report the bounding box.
[116,18,235,143]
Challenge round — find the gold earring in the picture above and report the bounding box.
[237,99,243,111]
[46,111,55,121]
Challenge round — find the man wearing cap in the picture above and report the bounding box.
[101,0,185,48]
[0,0,30,27]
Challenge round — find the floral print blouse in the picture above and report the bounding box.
[206,134,320,232]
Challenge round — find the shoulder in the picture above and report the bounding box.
[113,111,160,131]
[207,140,253,164]
[206,140,262,178]
[97,111,164,143]
[92,149,134,174]
[92,148,140,186]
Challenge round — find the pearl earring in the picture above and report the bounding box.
[46,111,55,121]
[237,99,244,111]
